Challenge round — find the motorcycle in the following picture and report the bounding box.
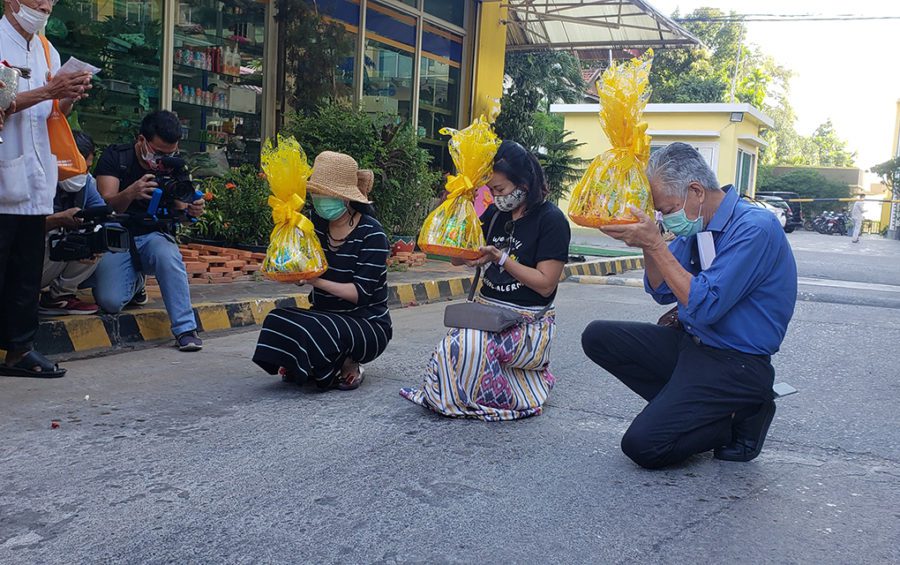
[812,211,849,235]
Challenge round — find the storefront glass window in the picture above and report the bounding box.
[48,0,163,148]
[172,0,266,166]
[363,2,417,120]
[424,0,465,27]
[418,25,462,170]
[315,0,359,102]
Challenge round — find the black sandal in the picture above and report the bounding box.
[0,351,66,379]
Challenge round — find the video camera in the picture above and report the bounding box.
[48,205,131,262]
[132,156,204,232]
[152,156,198,209]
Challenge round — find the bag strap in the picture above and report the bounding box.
[113,143,135,175]
[39,35,52,75]
[38,35,63,114]
[467,213,501,302]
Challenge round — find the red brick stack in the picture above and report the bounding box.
[145,243,266,286]
[144,243,432,287]
[387,251,427,268]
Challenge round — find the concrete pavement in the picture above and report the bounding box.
[2,261,898,562]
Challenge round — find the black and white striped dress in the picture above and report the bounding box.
[253,213,393,387]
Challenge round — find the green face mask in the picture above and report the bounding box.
[312,196,347,221]
[661,193,704,237]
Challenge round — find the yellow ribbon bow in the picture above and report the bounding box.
[269,193,305,228]
[445,173,476,199]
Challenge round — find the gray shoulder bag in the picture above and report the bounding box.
[443,214,551,333]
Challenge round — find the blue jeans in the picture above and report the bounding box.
[89,232,197,336]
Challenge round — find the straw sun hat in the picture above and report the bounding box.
[307,151,373,203]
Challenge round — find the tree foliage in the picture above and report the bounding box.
[650,8,786,108]
[494,52,587,201]
[284,104,442,236]
[495,51,584,148]
[808,120,856,167]
[758,168,851,215]
[529,114,588,202]
[277,0,355,117]
[871,156,900,192]
[651,7,855,168]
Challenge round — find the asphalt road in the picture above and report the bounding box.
[2,234,899,564]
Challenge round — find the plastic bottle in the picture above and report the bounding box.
[229,46,239,75]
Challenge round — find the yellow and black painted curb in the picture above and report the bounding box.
[34,256,644,358]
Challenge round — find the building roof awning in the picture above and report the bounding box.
[551,103,775,129]
[738,135,770,148]
[495,0,702,53]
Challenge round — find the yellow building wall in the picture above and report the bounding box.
[881,100,900,229]
[880,193,892,230]
[892,100,900,156]
[471,2,507,120]
[557,110,767,214]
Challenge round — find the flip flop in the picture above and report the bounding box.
[0,350,66,379]
[336,364,365,391]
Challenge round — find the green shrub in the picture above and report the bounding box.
[758,169,851,216]
[283,103,442,236]
[192,164,272,245]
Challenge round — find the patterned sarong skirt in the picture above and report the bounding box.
[401,296,557,421]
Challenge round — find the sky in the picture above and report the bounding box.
[651,0,900,183]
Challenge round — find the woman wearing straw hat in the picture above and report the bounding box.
[252,151,392,390]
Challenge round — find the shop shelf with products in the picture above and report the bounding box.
[172,0,266,164]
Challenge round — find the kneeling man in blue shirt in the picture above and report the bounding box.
[583,143,797,469]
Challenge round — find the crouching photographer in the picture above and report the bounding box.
[40,132,128,315]
[92,110,205,352]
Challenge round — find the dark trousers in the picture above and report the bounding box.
[0,215,46,354]
[582,321,774,469]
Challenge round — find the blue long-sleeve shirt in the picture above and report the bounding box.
[645,186,798,355]
[53,173,105,212]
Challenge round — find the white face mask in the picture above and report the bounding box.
[494,188,527,212]
[59,174,87,193]
[11,1,50,36]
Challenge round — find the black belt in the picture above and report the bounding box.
[687,332,771,362]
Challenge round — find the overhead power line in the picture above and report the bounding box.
[676,14,900,23]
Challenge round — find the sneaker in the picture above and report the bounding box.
[176,331,203,352]
[129,276,149,306]
[39,294,100,316]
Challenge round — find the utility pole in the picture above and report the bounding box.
[729,22,746,103]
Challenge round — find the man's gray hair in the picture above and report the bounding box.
[646,142,721,198]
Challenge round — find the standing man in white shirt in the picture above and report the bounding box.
[850,195,865,243]
[0,0,92,378]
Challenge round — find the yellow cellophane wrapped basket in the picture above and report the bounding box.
[418,115,501,260]
[568,50,655,227]
[260,135,328,282]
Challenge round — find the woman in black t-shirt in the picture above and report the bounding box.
[401,141,571,420]
[253,152,392,390]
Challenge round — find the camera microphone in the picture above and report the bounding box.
[75,205,114,221]
[160,156,186,171]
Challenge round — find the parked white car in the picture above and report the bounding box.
[741,195,786,228]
